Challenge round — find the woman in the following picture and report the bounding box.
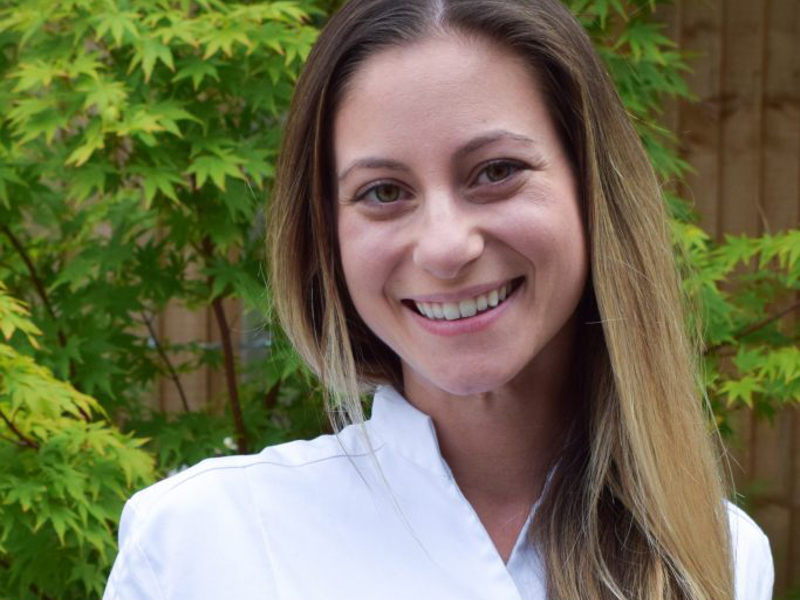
[103,1,774,599]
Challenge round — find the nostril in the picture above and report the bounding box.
[411,231,485,280]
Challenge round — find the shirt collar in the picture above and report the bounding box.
[368,385,547,592]
[369,385,454,480]
[368,385,559,509]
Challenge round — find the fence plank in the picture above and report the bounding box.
[761,0,800,234]
[675,0,724,236]
[719,0,764,236]
[158,300,208,412]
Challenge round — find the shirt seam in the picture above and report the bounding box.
[132,536,168,600]
[244,462,281,598]
[124,502,168,600]
[131,445,387,523]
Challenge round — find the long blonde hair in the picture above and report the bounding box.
[267,1,733,598]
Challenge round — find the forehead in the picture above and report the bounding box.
[332,33,556,164]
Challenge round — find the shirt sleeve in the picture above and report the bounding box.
[103,500,166,600]
[729,503,775,600]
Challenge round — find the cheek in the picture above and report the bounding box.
[503,199,587,296]
[337,212,396,312]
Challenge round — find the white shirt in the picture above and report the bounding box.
[103,386,774,600]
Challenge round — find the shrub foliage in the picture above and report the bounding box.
[0,283,154,598]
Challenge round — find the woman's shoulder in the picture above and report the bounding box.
[105,427,382,599]
[727,501,770,545]
[127,424,377,525]
[726,501,774,600]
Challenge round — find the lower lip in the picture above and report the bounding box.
[407,284,521,337]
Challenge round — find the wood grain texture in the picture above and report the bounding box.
[720,0,765,236]
[673,0,724,234]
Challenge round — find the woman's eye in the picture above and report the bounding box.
[475,161,523,185]
[359,183,405,204]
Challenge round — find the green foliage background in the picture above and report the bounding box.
[0,0,797,597]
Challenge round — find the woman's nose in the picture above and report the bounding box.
[411,194,484,280]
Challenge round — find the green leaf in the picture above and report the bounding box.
[173,58,220,91]
[1,480,45,513]
[201,26,253,59]
[9,60,66,92]
[186,150,246,191]
[115,106,167,136]
[720,376,763,408]
[77,78,129,119]
[129,36,175,83]
[615,20,673,63]
[130,164,186,207]
[0,283,42,347]
[733,345,766,373]
[93,10,141,47]
[65,121,105,167]
[65,162,110,202]
[66,51,104,81]
[148,101,202,137]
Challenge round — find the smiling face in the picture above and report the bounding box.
[334,33,588,397]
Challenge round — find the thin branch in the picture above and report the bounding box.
[733,300,800,340]
[1,225,90,420]
[0,407,39,450]
[29,583,56,600]
[705,300,800,355]
[0,432,27,447]
[203,237,248,454]
[263,380,280,412]
[211,295,248,454]
[140,312,191,412]
[0,225,60,326]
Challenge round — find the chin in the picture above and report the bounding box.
[418,363,521,397]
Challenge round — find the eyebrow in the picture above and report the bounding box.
[337,158,410,182]
[336,129,537,182]
[453,130,537,161]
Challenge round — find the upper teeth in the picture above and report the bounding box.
[414,282,513,321]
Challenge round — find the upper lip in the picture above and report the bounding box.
[403,278,519,304]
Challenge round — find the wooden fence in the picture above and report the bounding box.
[155,0,799,594]
[658,0,799,594]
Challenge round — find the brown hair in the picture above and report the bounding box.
[267,1,733,598]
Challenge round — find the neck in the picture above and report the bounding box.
[402,322,578,525]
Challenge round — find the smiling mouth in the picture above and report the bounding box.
[404,277,524,321]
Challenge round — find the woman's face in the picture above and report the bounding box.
[334,34,587,396]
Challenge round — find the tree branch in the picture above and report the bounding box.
[263,380,280,412]
[1,225,90,421]
[29,583,56,600]
[203,237,248,454]
[0,407,39,450]
[140,312,191,412]
[0,432,28,447]
[705,300,800,356]
[211,295,248,454]
[0,225,59,327]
